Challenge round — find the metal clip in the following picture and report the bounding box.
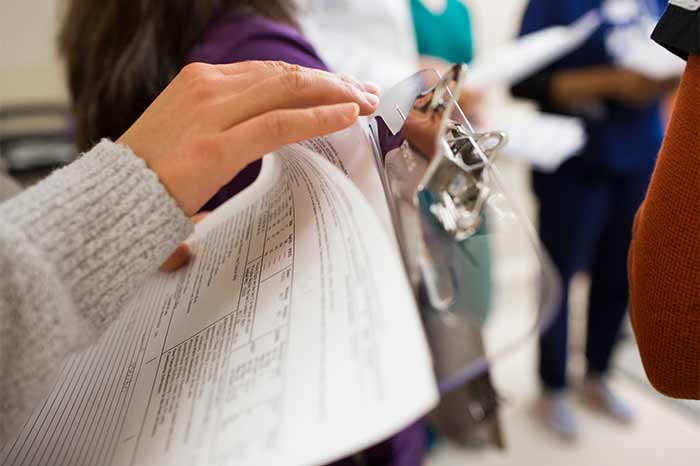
[415,78,508,241]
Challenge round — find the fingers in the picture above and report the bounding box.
[222,102,360,167]
[363,81,381,95]
[214,70,378,128]
[160,244,191,272]
[190,211,210,225]
[183,61,379,106]
[184,60,379,129]
[215,61,379,94]
[160,212,210,273]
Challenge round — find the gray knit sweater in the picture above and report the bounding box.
[0,140,193,447]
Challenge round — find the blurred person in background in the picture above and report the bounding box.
[511,0,676,439]
[628,1,699,401]
[303,0,492,456]
[58,1,423,465]
[410,0,483,118]
[302,0,482,116]
[411,0,474,66]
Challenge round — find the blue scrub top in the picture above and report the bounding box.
[519,0,668,175]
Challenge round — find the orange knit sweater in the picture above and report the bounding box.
[628,55,700,400]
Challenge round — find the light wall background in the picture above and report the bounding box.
[0,0,529,105]
[0,0,66,104]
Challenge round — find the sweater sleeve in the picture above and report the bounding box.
[0,140,193,445]
[628,55,700,400]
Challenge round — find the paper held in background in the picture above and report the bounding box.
[614,39,685,80]
[467,7,684,89]
[466,10,602,89]
[488,111,587,173]
[607,21,686,80]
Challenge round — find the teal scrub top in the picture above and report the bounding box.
[410,0,474,63]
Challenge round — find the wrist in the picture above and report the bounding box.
[115,135,193,215]
[0,140,193,328]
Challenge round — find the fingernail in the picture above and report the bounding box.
[364,92,380,107]
[363,81,381,94]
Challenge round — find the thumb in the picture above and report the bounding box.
[160,212,211,272]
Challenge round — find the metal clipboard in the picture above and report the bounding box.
[364,64,562,447]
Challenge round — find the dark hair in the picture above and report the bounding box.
[59,0,297,150]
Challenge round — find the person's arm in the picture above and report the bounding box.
[510,0,562,109]
[0,140,193,445]
[628,55,700,400]
[513,64,675,111]
[511,1,673,111]
[512,67,620,110]
[0,61,378,445]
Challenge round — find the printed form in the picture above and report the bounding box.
[1,129,438,466]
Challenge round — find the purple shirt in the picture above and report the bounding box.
[187,12,425,466]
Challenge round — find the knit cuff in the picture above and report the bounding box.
[0,140,193,330]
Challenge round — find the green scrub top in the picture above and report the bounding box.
[410,0,474,63]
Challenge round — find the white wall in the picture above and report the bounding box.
[0,0,66,104]
[468,0,528,53]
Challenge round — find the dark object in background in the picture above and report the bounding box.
[0,103,76,179]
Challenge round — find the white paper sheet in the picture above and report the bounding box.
[1,137,437,466]
[606,20,686,80]
[467,10,602,89]
[299,120,394,235]
[489,111,587,172]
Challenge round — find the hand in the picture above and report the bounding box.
[552,67,667,110]
[117,61,380,216]
[458,87,484,124]
[417,56,483,122]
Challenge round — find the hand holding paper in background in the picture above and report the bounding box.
[466,10,602,90]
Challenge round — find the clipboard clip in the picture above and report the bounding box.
[375,63,508,243]
[417,65,507,242]
[419,124,508,242]
[366,65,562,444]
